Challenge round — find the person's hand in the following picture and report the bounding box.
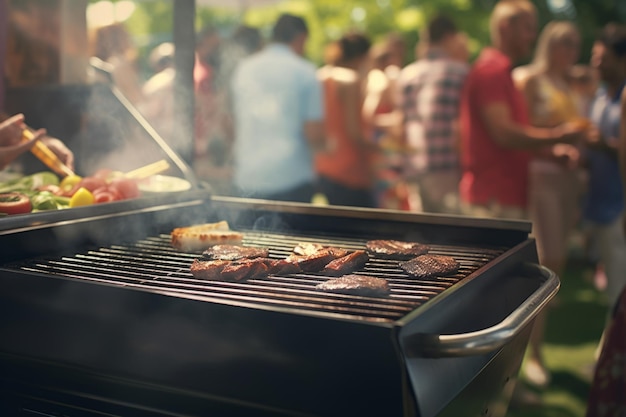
[41,136,75,171]
[552,143,581,169]
[0,114,46,169]
[583,124,619,150]
[0,114,26,147]
[584,124,601,145]
[554,120,587,144]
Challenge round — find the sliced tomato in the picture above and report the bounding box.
[109,177,140,200]
[92,186,122,203]
[92,168,124,181]
[78,177,107,193]
[0,192,33,215]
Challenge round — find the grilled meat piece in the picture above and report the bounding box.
[265,259,302,275]
[285,249,338,272]
[221,259,269,281]
[322,250,369,277]
[191,242,357,281]
[293,243,348,258]
[202,245,269,261]
[219,262,253,281]
[293,242,326,256]
[284,244,349,273]
[329,247,349,258]
[191,258,271,281]
[190,259,230,280]
[399,254,459,278]
[316,275,390,297]
[366,239,430,260]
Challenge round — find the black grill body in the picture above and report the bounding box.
[0,194,556,417]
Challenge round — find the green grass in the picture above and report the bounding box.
[507,257,609,417]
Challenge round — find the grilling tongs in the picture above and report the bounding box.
[22,129,75,177]
[23,125,170,181]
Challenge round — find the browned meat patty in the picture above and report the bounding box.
[399,254,459,278]
[293,243,348,258]
[191,242,356,281]
[191,258,271,281]
[285,249,338,272]
[328,247,350,258]
[221,259,269,281]
[293,242,326,256]
[316,275,390,297]
[322,250,369,277]
[190,259,230,280]
[366,240,430,260]
[202,245,269,261]
[265,259,302,275]
[285,244,348,273]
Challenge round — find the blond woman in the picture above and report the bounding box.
[513,20,585,388]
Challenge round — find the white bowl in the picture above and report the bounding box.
[138,175,192,194]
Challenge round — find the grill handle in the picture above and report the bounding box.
[406,263,559,358]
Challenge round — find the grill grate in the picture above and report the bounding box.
[9,231,506,322]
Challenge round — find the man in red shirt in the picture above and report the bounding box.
[459,0,585,219]
[459,0,587,408]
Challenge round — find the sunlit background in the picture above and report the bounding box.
[87,0,137,27]
[83,0,623,78]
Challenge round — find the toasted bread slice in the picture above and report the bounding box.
[171,221,244,252]
[171,220,230,236]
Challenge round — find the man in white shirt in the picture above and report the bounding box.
[231,14,325,202]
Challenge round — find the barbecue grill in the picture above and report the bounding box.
[0,2,559,414]
[0,193,558,417]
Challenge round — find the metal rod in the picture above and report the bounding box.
[89,57,199,188]
[173,0,196,167]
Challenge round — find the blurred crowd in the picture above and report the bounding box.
[87,0,626,413]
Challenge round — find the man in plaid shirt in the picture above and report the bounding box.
[397,15,469,213]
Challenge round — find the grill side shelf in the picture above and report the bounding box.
[6,231,506,323]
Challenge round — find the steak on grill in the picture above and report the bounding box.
[266,259,302,275]
[285,245,348,273]
[191,244,363,281]
[366,240,430,260]
[191,258,274,281]
[315,275,390,297]
[293,242,326,256]
[285,250,338,273]
[221,259,270,281]
[399,254,459,278]
[202,245,269,261]
[292,243,348,258]
[190,259,231,280]
[322,250,369,277]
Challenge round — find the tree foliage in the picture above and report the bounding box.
[237,0,494,64]
[105,0,626,67]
